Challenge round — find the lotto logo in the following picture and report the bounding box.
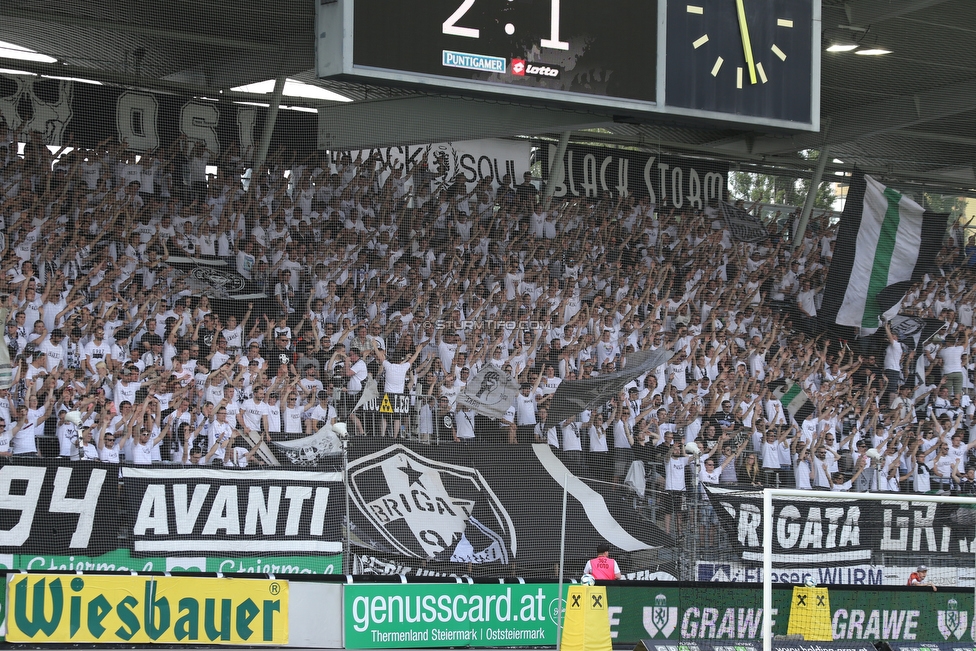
[511,59,560,78]
[526,64,560,77]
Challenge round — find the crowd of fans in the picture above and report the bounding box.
[1,126,976,532]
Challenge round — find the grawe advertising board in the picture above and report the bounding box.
[5,574,288,645]
[344,583,560,648]
[605,586,976,645]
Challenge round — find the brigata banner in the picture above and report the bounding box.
[706,487,976,566]
[344,583,559,648]
[122,467,343,557]
[6,574,288,644]
[539,143,728,207]
[0,549,340,575]
[0,459,117,556]
[605,585,976,645]
[346,441,664,577]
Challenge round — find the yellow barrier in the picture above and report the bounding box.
[561,585,612,651]
[786,585,832,641]
[6,574,288,645]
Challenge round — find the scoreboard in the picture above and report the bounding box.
[316,0,820,131]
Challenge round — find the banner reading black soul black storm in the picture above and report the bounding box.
[706,487,976,566]
[122,467,343,556]
[0,459,117,556]
[346,441,665,577]
[540,143,729,208]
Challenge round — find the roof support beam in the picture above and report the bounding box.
[843,0,954,27]
[0,8,278,52]
[317,96,608,150]
[737,76,976,156]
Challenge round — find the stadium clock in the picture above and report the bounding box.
[664,0,817,124]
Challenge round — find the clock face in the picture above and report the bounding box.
[350,0,657,105]
[665,0,815,124]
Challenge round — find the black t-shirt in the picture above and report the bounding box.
[437,411,456,440]
[708,410,741,432]
[516,180,539,206]
[263,344,291,377]
[198,326,216,352]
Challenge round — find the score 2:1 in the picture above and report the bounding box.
[442,0,570,50]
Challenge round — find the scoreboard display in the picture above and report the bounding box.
[316,0,820,131]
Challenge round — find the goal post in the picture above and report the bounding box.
[762,488,976,651]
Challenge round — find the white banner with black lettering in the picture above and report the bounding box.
[122,467,343,556]
[333,138,532,193]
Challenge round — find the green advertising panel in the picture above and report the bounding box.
[606,586,975,645]
[0,549,340,574]
[344,583,561,648]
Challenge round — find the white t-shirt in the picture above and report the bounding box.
[940,346,965,375]
[347,360,368,392]
[562,422,583,452]
[58,422,80,458]
[382,360,411,394]
[698,466,722,495]
[284,404,306,434]
[131,440,157,465]
[515,394,537,425]
[456,409,476,440]
[884,340,904,372]
[589,425,609,453]
[99,441,121,463]
[240,398,270,432]
[665,456,690,491]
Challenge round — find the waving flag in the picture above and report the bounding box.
[457,366,519,420]
[820,171,944,336]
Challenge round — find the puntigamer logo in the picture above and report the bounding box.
[7,574,288,645]
[344,584,558,648]
[442,50,506,73]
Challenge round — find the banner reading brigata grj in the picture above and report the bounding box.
[344,583,561,648]
[6,574,288,645]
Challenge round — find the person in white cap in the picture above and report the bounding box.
[907,565,937,591]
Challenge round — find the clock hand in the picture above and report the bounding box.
[734,0,758,84]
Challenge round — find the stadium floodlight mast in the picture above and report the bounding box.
[761,488,976,651]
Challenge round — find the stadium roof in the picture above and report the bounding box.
[1,0,974,195]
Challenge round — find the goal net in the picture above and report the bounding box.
[705,487,976,649]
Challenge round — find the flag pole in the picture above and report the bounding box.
[556,472,568,651]
[792,146,830,249]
